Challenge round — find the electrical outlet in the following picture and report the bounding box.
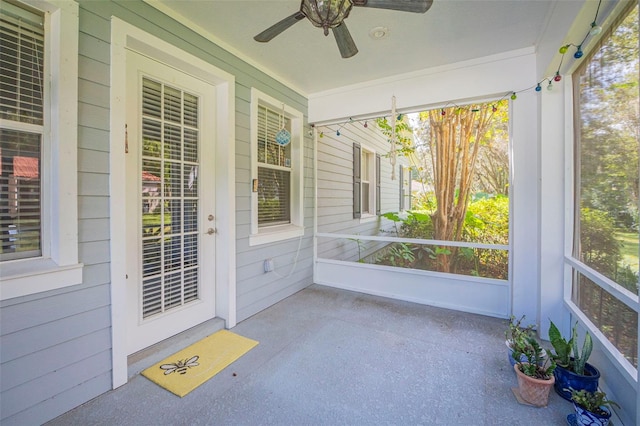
[264,258,274,272]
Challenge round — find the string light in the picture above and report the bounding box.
[574,46,584,59]
[523,0,601,97]
[316,0,603,136]
[589,22,602,36]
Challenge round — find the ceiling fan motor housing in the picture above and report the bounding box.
[301,0,354,36]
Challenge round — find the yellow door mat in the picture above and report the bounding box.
[141,330,259,397]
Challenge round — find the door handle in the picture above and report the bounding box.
[206,228,216,235]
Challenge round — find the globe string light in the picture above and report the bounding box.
[321,0,605,138]
[513,0,603,97]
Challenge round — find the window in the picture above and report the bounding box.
[0,0,80,300]
[399,166,411,211]
[353,142,380,219]
[250,89,303,245]
[571,3,639,370]
[1,1,44,261]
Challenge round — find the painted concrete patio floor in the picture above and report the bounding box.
[48,284,574,425]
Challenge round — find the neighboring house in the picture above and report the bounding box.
[316,120,411,262]
[0,1,638,425]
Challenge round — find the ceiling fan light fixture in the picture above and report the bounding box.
[301,0,354,36]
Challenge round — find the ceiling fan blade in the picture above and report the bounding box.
[254,11,306,42]
[353,0,433,13]
[332,23,358,59]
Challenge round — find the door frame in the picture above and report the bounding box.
[109,17,236,388]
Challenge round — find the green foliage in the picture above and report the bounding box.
[375,117,415,157]
[570,389,620,415]
[548,321,593,375]
[460,196,509,278]
[463,195,509,245]
[376,199,509,278]
[398,211,434,239]
[580,208,622,278]
[381,212,404,236]
[578,5,638,231]
[572,324,593,376]
[548,321,572,367]
[512,336,556,380]
[375,242,415,267]
[386,243,415,267]
[458,247,479,276]
[506,315,535,351]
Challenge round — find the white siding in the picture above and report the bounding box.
[316,120,407,262]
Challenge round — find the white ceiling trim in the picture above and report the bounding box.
[309,46,536,101]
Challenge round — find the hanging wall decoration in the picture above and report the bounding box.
[274,103,291,146]
[390,95,397,180]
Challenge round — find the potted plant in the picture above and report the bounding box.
[512,335,556,407]
[569,388,620,426]
[505,315,536,367]
[548,321,600,401]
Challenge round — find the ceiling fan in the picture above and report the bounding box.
[254,0,434,59]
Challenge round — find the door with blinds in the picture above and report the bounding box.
[125,51,216,355]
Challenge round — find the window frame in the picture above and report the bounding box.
[353,142,380,222]
[0,0,81,300]
[249,88,304,246]
[564,0,639,383]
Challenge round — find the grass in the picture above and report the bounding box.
[616,230,639,270]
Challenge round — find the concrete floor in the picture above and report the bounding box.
[48,285,575,425]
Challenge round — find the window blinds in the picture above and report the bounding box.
[257,104,291,226]
[0,2,44,261]
[0,1,45,124]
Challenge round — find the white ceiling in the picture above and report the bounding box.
[153,0,557,95]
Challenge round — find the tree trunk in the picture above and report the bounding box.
[427,106,495,272]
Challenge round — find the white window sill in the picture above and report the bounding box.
[249,224,304,246]
[0,258,83,301]
[359,214,378,224]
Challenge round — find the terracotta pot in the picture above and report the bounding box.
[514,363,555,407]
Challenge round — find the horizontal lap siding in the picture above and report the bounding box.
[1,0,312,424]
[0,3,113,424]
[317,121,405,262]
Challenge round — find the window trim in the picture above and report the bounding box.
[249,88,304,246]
[0,0,81,300]
[353,142,380,222]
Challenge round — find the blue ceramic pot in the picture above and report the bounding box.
[553,360,600,401]
[508,347,528,367]
[573,402,611,426]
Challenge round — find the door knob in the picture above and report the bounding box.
[206,228,216,235]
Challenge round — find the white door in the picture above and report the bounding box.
[126,51,216,354]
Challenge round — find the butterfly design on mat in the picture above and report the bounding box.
[160,355,200,375]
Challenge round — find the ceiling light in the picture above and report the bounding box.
[301,0,353,36]
[369,26,389,40]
